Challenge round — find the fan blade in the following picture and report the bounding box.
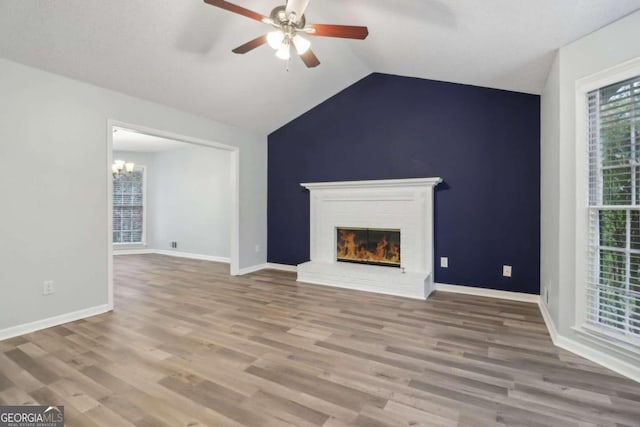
[286,0,310,19]
[203,0,267,23]
[232,35,267,54]
[305,24,369,40]
[299,48,320,68]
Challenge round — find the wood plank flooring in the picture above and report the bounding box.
[1,254,640,426]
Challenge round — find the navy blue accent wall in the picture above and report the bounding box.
[268,73,540,294]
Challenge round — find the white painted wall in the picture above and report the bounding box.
[150,146,231,257]
[540,53,561,324]
[113,147,231,257]
[0,57,266,332]
[540,10,640,378]
[112,151,155,167]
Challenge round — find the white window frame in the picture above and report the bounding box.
[575,56,640,353]
[113,165,147,247]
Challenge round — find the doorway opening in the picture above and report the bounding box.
[106,120,240,309]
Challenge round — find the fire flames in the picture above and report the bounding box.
[337,229,400,265]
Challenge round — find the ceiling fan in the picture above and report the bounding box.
[203,0,369,68]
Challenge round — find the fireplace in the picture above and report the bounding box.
[298,178,441,299]
[336,227,401,268]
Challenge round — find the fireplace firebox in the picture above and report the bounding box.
[336,227,401,268]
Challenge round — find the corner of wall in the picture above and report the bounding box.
[540,48,562,327]
[538,10,640,384]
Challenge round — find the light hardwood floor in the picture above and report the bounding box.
[1,254,640,426]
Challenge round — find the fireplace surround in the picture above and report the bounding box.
[297,177,442,299]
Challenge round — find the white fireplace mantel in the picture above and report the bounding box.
[301,177,443,190]
[297,177,442,299]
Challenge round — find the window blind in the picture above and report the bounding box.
[587,74,640,340]
[113,170,144,244]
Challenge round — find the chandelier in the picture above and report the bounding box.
[112,159,135,178]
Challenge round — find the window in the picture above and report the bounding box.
[113,168,145,244]
[587,74,640,342]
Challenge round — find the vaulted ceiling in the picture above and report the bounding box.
[0,0,638,133]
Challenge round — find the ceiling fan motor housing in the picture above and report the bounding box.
[269,5,306,29]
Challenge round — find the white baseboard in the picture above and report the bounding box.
[235,262,298,275]
[152,250,230,263]
[114,249,229,264]
[555,333,640,384]
[232,268,540,302]
[113,249,154,255]
[538,301,558,343]
[265,263,298,272]
[0,304,112,342]
[236,263,268,275]
[537,301,640,384]
[434,283,540,303]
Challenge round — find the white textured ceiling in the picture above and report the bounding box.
[113,128,189,152]
[0,0,638,133]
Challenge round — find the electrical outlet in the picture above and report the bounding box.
[502,265,512,277]
[43,280,55,295]
[170,241,177,249]
[255,244,260,253]
[440,257,448,268]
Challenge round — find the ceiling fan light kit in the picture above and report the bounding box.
[293,35,311,55]
[267,31,284,49]
[275,39,291,60]
[268,31,310,57]
[203,0,369,68]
